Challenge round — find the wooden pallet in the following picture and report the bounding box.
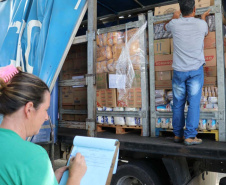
[96,124,143,136]
[158,129,219,141]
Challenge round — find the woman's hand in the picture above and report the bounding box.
[55,166,69,183]
[67,153,87,185]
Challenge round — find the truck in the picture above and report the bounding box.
[1,0,226,184]
[58,0,226,184]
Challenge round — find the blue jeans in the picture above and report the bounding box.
[172,66,204,139]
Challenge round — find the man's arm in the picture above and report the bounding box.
[164,10,181,31]
[201,9,210,22]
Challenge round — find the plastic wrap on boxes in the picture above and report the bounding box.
[96,107,104,123]
[161,118,169,129]
[208,97,218,104]
[112,44,125,61]
[166,91,173,101]
[154,23,172,40]
[96,33,107,47]
[169,118,173,129]
[199,119,207,130]
[156,103,172,111]
[155,97,167,106]
[125,107,137,126]
[207,119,216,130]
[113,107,125,125]
[216,121,219,130]
[107,59,115,72]
[130,55,142,70]
[136,108,142,125]
[156,118,161,128]
[97,46,113,62]
[155,89,165,98]
[116,22,147,100]
[200,96,208,104]
[206,15,215,32]
[107,32,124,46]
[103,107,114,124]
[96,61,108,73]
[126,28,138,41]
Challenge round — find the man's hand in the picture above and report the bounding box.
[172,10,181,19]
[201,9,210,21]
[55,166,69,183]
[164,10,181,31]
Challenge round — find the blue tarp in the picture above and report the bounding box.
[0,0,87,87]
[0,0,87,142]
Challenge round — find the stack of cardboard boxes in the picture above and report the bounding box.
[96,29,142,109]
[61,44,87,122]
[154,0,214,16]
[96,70,142,108]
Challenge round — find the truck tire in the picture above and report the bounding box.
[111,161,163,185]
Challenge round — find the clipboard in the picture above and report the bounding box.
[106,141,120,185]
[59,136,120,185]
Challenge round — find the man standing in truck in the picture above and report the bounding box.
[164,0,210,145]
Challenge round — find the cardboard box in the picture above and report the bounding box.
[96,90,106,107]
[195,0,214,9]
[62,72,72,80]
[132,70,141,88]
[154,3,180,16]
[204,77,217,86]
[204,32,226,50]
[106,89,117,107]
[171,39,173,53]
[204,49,217,67]
[73,87,87,105]
[62,105,75,121]
[74,115,87,122]
[116,88,142,108]
[62,87,74,105]
[155,71,172,81]
[154,39,171,55]
[155,80,172,89]
[134,88,142,108]
[204,32,216,49]
[154,0,213,16]
[62,59,74,74]
[204,66,217,77]
[155,54,173,71]
[96,73,108,90]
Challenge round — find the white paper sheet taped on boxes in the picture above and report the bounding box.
[109,74,126,89]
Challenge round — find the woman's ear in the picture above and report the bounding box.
[24,102,34,118]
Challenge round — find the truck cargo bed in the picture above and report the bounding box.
[58,128,226,161]
[97,132,226,161]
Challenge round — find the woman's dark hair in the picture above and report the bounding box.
[0,69,49,116]
[179,0,195,16]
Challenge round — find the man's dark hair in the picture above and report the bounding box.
[178,0,195,16]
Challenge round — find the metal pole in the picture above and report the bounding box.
[215,0,226,141]
[148,11,156,137]
[86,0,97,137]
[138,14,149,136]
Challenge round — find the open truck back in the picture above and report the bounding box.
[57,0,226,184]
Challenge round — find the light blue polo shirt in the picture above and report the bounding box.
[166,17,208,72]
